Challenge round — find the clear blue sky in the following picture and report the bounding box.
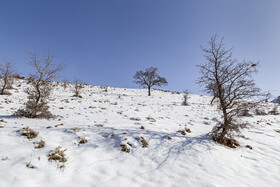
[0,0,279,96]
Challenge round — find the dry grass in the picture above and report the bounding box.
[178,128,191,135]
[48,146,67,163]
[35,140,45,149]
[21,127,38,140]
[120,144,130,153]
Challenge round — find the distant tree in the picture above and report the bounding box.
[73,78,83,97]
[16,49,64,118]
[0,61,16,95]
[133,66,168,96]
[182,90,189,106]
[197,34,261,148]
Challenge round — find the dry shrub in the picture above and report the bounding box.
[120,144,130,153]
[48,146,67,163]
[178,128,191,135]
[141,137,148,148]
[213,136,240,148]
[211,119,247,148]
[182,90,189,106]
[21,127,38,140]
[78,137,88,145]
[35,140,45,149]
[246,145,253,150]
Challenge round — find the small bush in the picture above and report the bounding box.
[20,127,38,140]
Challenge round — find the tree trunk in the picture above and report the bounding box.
[148,86,151,96]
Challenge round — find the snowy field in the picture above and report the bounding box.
[0,79,279,187]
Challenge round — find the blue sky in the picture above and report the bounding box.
[0,0,279,96]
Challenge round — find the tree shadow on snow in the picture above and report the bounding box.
[87,125,215,172]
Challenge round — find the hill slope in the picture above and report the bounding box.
[0,79,280,187]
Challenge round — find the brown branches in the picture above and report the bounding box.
[133,66,168,96]
[197,34,262,147]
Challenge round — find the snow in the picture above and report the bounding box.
[0,79,280,187]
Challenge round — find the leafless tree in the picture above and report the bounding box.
[16,49,64,118]
[0,61,16,95]
[197,34,261,148]
[73,78,83,97]
[133,66,168,96]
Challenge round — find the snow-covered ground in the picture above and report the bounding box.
[0,79,279,187]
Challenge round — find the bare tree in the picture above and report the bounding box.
[197,34,261,148]
[62,79,69,90]
[133,66,168,96]
[73,78,83,97]
[0,61,16,95]
[16,49,64,118]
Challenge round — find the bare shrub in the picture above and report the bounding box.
[182,90,189,106]
[35,140,45,149]
[78,137,88,145]
[197,34,262,148]
[48,146,67,163]
[21,127,38,140]
[16,49,64,118]
[140,137,148,148]
[133,66,168,96]
[120,144,130,153]
[73,78,83,97]
[0,61,16,95]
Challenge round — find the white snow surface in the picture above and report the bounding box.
[0,79,280,187]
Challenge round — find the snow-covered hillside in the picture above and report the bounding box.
[0,79,280,187]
